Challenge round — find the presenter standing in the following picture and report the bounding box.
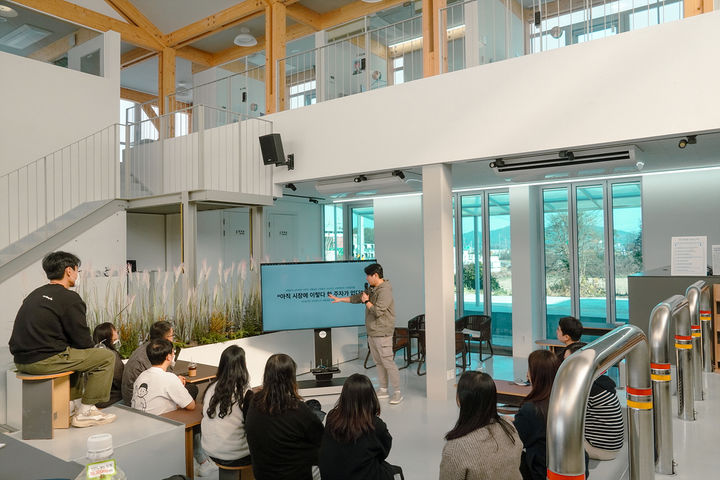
[329,263,402,405]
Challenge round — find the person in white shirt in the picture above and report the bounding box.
[131,338,195,415]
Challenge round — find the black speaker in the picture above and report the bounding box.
[259,133,286,166]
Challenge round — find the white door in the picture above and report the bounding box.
[268,213,298,262]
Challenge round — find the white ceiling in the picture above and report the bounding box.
[64,0,128,23]
[121,55,193,95]
[127,0,247,34]
[0,2,77,56]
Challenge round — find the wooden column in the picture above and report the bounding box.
[159,47,176,115]
[422,0,447,77]
[265,1,287,113]
[684,0,714,17]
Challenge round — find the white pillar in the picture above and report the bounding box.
[181,191,197,287]
[510,186,544,358]
[422,164,455,402]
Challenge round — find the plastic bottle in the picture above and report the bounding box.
[74,433,127,480]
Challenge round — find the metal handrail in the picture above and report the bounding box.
[648,295,693,475]
[685,281,708,399]
[547,324,654,480]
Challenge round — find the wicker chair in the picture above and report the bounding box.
[458,314,494,365]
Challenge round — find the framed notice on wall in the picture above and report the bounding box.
[671,236,707,276]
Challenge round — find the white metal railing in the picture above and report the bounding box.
[440,0,684,73]
[123,104,274,198]
[0,124,122,250]
[278,15,424,112]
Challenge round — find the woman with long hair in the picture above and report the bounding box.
[513,350,559,480]
[439,371,522,480]
[200,345,252,467]
[319,373,402,480]
[245,353,324,480]
[93,322,124,408]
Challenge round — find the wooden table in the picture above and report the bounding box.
[494,379,531,412]
[535,339,565,353]
[162,403,204,479]
[174,360,218,384]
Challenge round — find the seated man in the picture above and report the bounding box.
[9,251,116,428]
[121,320,197,405]
[131,339,195,415]
[556,316,583,359]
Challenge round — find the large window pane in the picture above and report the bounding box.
[488,193,511,348]
[543,188,571,338]
[612,182,642,323]
[351,206,374,260]
[461,195,483,315]
[323,205,343,260]
[576,185,607,325]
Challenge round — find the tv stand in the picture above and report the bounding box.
[297,328,346,396]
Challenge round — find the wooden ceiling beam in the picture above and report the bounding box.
[165,0,266,48]
[286,4,322,30]
[104,0,166,47]
[318,0,407,30]
[28,28,99,62]
[120,87,157,104]
[211,23,313,68]
[121,47,157,69]
[11,0,163,50]
[177,46,214,66]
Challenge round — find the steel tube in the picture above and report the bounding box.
[699,287,714,373]
[547,324,654,480]
[685,281,705,400]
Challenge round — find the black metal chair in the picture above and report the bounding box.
[458,314,494,364]
[408,315,468,376]
[363,327,411,370]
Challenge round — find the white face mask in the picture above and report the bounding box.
[113,339,121,349]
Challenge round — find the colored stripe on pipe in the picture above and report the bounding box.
[627,400,653,410]
[547,470,585,480]
[692,332,701,338]
[627,387,652,396]
[651,362,670,369]
[652,374,671,381]
[675,335,692,341]
[700,310,711,315]
[675,344,692,350]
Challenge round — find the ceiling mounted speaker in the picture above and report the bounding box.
[234,27,257,47]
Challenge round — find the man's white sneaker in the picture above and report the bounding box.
[71,406,117,428]
[389,391,404,405]
[195,459,218,477]
[376,388,389,399]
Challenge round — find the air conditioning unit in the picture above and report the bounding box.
[489,146,640,181]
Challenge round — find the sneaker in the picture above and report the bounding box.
[71,406,117,428]
[376,388,389,399]
[389,391,404,405]
[195,459,218,477]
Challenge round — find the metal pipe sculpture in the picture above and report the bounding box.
[685,281,707,400]
[547,324,654,480]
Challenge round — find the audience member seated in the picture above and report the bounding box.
[245,353,324,480]
[514,350,558,480]
[93,322,124,408]
[563,342,624,460]
[319,373,403,480]
[201,345,252,468]
[130,339,216,477]
[556,316,583,359]
[121,320,197,405]
[439,371,522,480]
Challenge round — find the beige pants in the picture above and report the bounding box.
[368,335,400,392]
[584,438,620,460]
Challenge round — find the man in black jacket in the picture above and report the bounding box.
[9,251,116,427]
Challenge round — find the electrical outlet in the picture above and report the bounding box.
[447,369,455,380]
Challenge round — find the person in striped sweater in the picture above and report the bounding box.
[564,342,624,460]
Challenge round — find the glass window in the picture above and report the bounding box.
[488,192,512,346]
[461,195,484,315]
[576,185,607,325]
[392,57,405,85]
[612,182,642,323]
[543,188,571,338]
[323,205,343,260]
[351,206,374,260]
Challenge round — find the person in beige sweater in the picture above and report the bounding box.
[440,371,522,480]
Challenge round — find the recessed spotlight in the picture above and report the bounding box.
[0,5,18,18]
[234,27,257,47]
[678,135,697,149]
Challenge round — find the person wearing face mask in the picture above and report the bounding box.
[9,251,117,428]
[93,322,124,408]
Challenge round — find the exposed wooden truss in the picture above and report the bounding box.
[28,28,99,62]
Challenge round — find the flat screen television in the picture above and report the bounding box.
[261,260,375,332]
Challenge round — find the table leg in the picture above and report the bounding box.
[185,427,194,479]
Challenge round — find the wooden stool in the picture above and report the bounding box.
[215,463,254,480]
[15,370,74,440]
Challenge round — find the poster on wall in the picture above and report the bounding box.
[670,236,707,276]
[712,245,720,276]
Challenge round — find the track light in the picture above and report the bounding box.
[285,183,297,191]
[489,158,505,168]
[353,175,367,183]
[678,135,697,149]
[392,170,405,180]
[308,198,319,204]
[559,150,575,161]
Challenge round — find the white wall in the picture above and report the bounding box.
[270,11,720,184]
[374,196,425,323]
[642,169,720,271]
[127,213,166,271]
[0,33,119,176]
[1,212,127,423]
[264,197,323,262]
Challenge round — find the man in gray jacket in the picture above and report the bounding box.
[330,263,402,404]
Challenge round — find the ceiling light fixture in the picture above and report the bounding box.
[285,183,297,191]
[0,5,18,18]
[234,27,257,47]
[361,0,383,3]
[678,135,697,149]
